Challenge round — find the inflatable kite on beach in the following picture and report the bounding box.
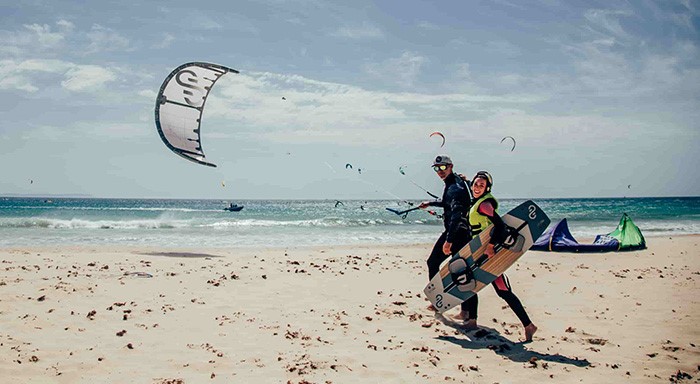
[155,62,238,167]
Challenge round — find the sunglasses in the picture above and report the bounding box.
[433,165,449,172]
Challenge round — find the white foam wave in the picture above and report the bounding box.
[201,217,406,228]
[7,206,217,212]
[0,218,191,230]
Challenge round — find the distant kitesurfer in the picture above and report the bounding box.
[418,155,472,315]
[456,171,537,341]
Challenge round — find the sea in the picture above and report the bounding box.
[0,197,698,248]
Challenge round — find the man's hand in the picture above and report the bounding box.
[418,201,431,209]
[443,241,452,255]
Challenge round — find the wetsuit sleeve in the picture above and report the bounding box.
[478,199,506,244]
[428,201,446,208]
[445,185,468,243]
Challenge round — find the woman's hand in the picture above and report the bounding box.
[485,243,496,258]
[443,241,452,255]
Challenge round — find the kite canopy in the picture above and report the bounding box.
[607,213,646,251]
[429,131,445,147]
[532,214,646,252]
[155,62,238,167]
[500,136,516,151]
[531,218,620,253]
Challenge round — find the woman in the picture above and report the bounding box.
[457,171,537,342]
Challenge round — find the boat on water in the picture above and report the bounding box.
[224,203,244,212]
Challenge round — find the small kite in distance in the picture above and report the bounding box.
[399,165,407,175]
[430,131,445,147]
[628,184,631,189]
[500,136,516,151]
[345,163,353,170]
[282,97,286,100]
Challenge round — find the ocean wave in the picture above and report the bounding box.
[201,217,422,228]
[0,216,431,230]
[3,206,217,212]
[0,218,190,230]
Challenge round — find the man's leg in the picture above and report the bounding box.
[426,231,449,279]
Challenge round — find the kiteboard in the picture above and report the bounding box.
[424,200,550,313]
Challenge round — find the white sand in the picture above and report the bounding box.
[0,236,698,383]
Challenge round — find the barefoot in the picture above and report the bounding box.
[451,311,469,321]
[458,319,478,331]
[524,323,537,341]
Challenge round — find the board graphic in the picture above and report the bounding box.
[424,200,550,313]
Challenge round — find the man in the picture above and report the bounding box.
[419,155,472,313]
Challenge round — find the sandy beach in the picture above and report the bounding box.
[0,236,698,383]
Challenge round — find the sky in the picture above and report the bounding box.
[0,0,698,200]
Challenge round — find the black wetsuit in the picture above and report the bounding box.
[426,173,472,310]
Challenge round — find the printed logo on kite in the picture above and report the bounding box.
[155,62,239,167]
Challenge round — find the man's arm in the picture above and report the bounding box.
[445,186,468,242]
[419,200,444,209]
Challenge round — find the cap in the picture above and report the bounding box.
[432,155,453,166]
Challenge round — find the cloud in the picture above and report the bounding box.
[61,65,116,91]
[86,24,130,54]
[0,74,38,92]
[23,23,66,47]
[365,51,428,87]
[583,8,633,42]
[0,59,71,92]
[138,89,157,99]
[20,121,149,142]
[153,33,175,49]
[202,70,542,147]
[490,0,527,10]
[0,59,115,93]
[56,19,75,32]
[332,23,384,39]
[197,18,223,30]
[417,21,439,31]
[0,21,72,57]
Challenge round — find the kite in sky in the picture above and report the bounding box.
[155,62,238,167]
[430,131,445,147]
[500,136,516,151]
